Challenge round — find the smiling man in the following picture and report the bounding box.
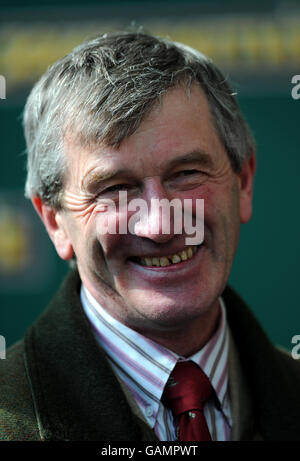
[1,31,300,441]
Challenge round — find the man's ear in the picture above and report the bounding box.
[238,152,256,224]
[32,196,74,260]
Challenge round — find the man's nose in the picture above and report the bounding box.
[133,178,175,243]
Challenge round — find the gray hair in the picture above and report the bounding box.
[24,31,255,209]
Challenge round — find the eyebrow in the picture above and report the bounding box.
[82,168,133,193]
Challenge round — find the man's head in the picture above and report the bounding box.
[24,31,255,350]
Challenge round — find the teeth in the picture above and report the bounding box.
[159,257,170,267]
[139,246,199,267]
[187,247,193,258]
[180,250,188,261]
[144,257,152,266]
[171,254,181,264]
[152,257,160,267]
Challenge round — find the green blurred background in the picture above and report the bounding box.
[0,0,299,350]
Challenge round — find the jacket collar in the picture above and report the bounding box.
[24,270,300,441]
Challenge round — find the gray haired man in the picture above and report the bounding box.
[1,31,300,441]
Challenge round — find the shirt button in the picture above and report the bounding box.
[145,406,153,417]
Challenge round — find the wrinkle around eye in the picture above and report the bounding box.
[64,190,116,224]
[64,190,93,212]
[63,191,103,224]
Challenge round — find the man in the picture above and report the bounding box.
[1,31,300,441]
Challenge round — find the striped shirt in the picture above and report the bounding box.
[81,285,232,441]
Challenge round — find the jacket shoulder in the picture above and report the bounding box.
[0,340,41,441]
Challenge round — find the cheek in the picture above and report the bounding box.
[181,186,216,224]
[193,183,239,220]
[185,184,240,252]
[69,204,115,260]
[90,206,131,260]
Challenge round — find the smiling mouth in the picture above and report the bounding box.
[131,245,201,268]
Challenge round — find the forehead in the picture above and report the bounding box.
[64,84,227,184]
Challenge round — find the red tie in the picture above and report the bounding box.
[162,361,213,441]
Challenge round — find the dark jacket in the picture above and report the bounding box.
[1,270,300,441]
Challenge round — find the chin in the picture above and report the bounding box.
[124,290,216,329]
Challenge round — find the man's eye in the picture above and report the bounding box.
[175,169,206,179]
[167,169,208,188]
[107,184,127,192]
[177,169,199,176]
[102,184,130,194]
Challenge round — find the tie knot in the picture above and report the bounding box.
[162,361,213,416]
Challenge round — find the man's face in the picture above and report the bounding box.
[49,84,254,336]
